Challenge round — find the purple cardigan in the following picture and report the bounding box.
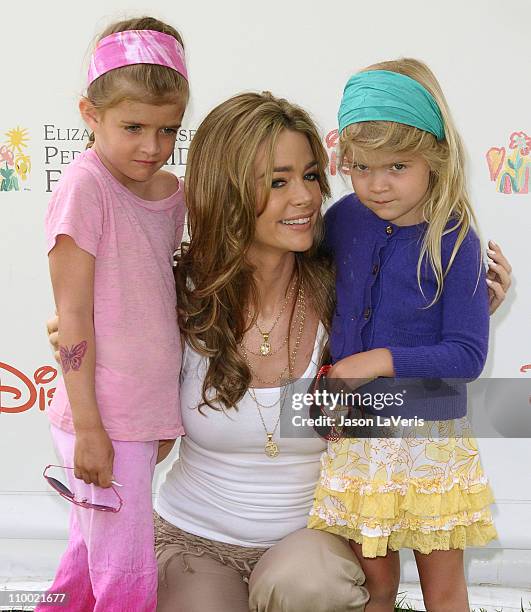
[324,194,489,420]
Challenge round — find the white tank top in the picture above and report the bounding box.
[155,323,327,547]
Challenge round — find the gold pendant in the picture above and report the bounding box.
[265,434,279,458]
[260,333,271,356]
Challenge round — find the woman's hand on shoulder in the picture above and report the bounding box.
[154,170,180,199]
[486,240,512,315]
[46,312,60,364]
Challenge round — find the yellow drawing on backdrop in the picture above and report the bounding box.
[1,126,31,191]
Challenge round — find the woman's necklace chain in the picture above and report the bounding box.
[240,284,305,386]
[241,306,300,357]
[248,279,297,356]
[248,385,290,458]
[242,283,306,458]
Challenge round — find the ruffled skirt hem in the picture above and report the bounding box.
[308,478,497,557]
[308,513,498,557]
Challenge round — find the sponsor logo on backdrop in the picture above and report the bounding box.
[1,126,31,192]
[325,129,340,176]
[486,131,531,194]
[44,125,195,192]
[0,362,57,414]
[43,124,90,192]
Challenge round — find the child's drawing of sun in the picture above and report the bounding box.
[5,127,29,154]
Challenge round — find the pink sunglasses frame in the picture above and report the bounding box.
[43,464,123,513]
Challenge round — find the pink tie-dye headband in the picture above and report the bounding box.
[87,29,188,86]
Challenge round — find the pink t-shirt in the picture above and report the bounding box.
[45,147,185,441]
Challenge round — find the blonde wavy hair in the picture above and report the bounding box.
[176,92,334,411]
[339,58,480,305]
[84,16,189,148]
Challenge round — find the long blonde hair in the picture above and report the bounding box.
[176,92,334,411]
[84,16,189,148]
[340,58,480,304]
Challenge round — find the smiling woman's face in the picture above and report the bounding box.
[252,129,323,256]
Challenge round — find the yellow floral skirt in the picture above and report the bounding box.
[308,417,497,558]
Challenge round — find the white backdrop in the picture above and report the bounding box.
[1,0,530,600]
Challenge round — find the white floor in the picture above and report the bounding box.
[1,580,531,611]
[398,582,531,611]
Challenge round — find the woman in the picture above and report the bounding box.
[155,92,369,612]
[48,92,511,612]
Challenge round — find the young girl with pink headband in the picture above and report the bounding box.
[37,17,189,612]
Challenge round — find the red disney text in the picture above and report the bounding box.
[0,362,57,414]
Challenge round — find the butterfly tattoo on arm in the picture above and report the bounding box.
[60,341,88,374]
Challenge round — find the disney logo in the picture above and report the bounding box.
[0,362,57,413]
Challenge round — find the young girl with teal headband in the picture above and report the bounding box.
[308,58,497,611]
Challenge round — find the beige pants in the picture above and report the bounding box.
[155,513,369,612]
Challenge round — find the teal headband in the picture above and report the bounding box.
[338,70,445,140]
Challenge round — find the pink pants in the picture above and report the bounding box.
[36,425,158,612]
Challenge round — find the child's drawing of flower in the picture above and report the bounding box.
[508,131,531,156]
[15,154,31,181]
[1,162,19,191]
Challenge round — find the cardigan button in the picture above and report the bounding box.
[385,225,393,235]
[372,264,379,275]
[363,307,371,320]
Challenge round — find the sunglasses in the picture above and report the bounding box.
[313,365,342,441]
[312,365,368,441]
[43,464,123,513]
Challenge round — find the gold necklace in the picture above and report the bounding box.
[247,384,290,458]
[240,285,305,386]
[250,279,296,356]
[241,283,305,457]
[241,305,302,357]
[241,333,289,357]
